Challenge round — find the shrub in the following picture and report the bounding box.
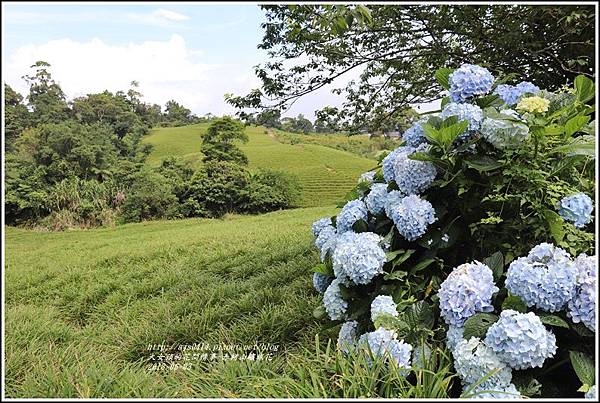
[185,160,250,218]
[309,65,595,398]
[120,169,179,223]
[242,169,301,213]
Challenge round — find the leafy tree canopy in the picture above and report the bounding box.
[201,116,249,165]
[227,4,594,132]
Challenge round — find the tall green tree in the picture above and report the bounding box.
[254,108,282,129]
[201,116,249,165]
[21,61,70,125]
[163,100,194,125]
[4,84,30,150]
[227,4,595,131]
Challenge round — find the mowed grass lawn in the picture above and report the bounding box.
[4,206,343,398]
[142,124,376,207]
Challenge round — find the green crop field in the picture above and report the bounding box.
[4,207,336,398]
[142,125,377,207]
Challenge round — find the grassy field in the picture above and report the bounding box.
[4,207,336,397]
[4,206,454,398]
[142,124,377,207]
[272,129,401,159]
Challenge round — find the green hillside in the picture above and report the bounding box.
[142,125,376,207]
[4,207,337,398]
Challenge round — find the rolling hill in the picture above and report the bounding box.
[142,124,377,207]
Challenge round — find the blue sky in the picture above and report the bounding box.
[2,3,437,119]
[3,3,356,120]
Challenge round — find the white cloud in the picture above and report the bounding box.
[126,8,191,28]
[153,9,190,22]
[3,35,262,116]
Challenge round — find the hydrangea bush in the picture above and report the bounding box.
[309,64,595,398]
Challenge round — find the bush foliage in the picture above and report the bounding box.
[310,65,595,399]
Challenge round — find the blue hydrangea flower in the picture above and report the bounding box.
[495,81,540,106]
[464,383,522,399]
[315,224,336,252]
[312,217,332,237]
[558,193,593,228]
[313,272,333,294]
[338,320,359,354]
[438,262,499,326]
[499,108,524,120]
[319,229,339,262]
[384,190,405,218]
[332,232,387,285]
[527,242,571,263]
[568,254,596,332]
[371,295,398,322]
[382,146,414,183]
[453,337,512,389]
[365,183,389,215]
[323,278,348,321]
[505,243,577,312]
[358,327,412,372]
[586,385,597,399]
[446,325,465,352]
[402,119,428,147]
[449,64,495,103]
[358,170,376,184]
[336,199,368,233]
[440,102,484,132]
[389,195,437,241]
[393,147,437,195]
[484,310,557,370]
[480,117,529,149]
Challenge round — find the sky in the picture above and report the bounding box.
[2,2,439,121]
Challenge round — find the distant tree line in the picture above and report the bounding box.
[4,61,300,229]
[243,105,419,136]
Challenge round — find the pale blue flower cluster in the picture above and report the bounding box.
[382,147,412,183]
[388,194,437,241]
[411,344,432,370]
[312,217,332,237]
[585,385,597,399]
[315,224,336,252]
[449,64,495,103]
[358,170,376,184]
[438,262,498,325]
[371,295,398,322]
[567,254,596,332]
[384,190,405,218]
[446,325,465,352]
[365,183,389,215]
[495,81,540,106]
[440,102,484,132]
[323,278,349,320]
[338,320,359,353]
[402,119,428,147]
[318,230,339,261]
[313,272,333,294]
[336,199,368,233]
[558,193,593,228]
[465,383,522,399]
[332,232,387,285]
[480,117,530,149]
[392,146,437,195]
[499,108,523,120]
[358,327,412,372]
[484,310,557,370]
[453,337,512,389]
[505,243,577,312]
